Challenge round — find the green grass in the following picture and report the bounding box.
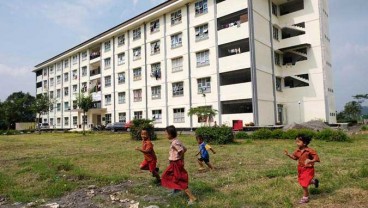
[0,132,367,207]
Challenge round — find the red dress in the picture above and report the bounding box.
[139,140,157,173]
[161,138,188,190]
[293,147,320,188]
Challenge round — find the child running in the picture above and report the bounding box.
[161,125,197,205]
[196,135,216,171]
[284,134,320,204]
[135,128,161,183]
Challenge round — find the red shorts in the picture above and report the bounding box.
[298,166,315,188]
[140,159,157,173]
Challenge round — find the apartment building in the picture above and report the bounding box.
[33,0,336,129]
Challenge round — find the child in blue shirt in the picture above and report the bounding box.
[196,135,216,170]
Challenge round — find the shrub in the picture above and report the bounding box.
[361,125,368,131]
[282,129,299,140]
[251,128,272,140]
[130,119,157,141]
[315,129,349,142]
[296,129,317,139]
[195,126,234,144]
[235,131,250,139]
[271,129,284,139]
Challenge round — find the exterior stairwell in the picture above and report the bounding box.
[290,75,309,84]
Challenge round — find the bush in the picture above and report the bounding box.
[271,129,284,139]
[195,126,234,144]
[315,129,349,142]
[361,125,368,131]
[0,130,23,135]
[282,129,299,140]
[235,131,250,139]
[251,128,272,140]
[130,119,157,141]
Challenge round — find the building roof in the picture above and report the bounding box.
[34,0,181,71]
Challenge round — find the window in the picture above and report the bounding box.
[172,57,183,72]
[81,82,87,93]
[64,102,69,111]
[171,10,182,25]
[64,73,69,82]
[151,63,161,80]
[195,24,209,41]
[56,89,61,98]
[72,70,78,80]
[274,52,281,65]
[105,114,111,124]
[220,69,251,85]
[57,76,61,85]
[64,87,69,96]
[73,85,77,93]
[50,91,54,99]
[133,47,141,60]
[272,3,278,16]
[118,72,125,84]
[150,19,160,33]
[82,115,87,124]
[195,0,208,15]
[50,78,54,86]
[117,53,125,65]
[171,33,182,48]
[276,77,282,91]
[133,27,141,40]
[72,55,78,65]
[105,94,112,106]
[64,59,69,68]
[49,66,54,74]
[197,77,211,93]
[222,99,253,114]
[57,118,61,126]
[73,116,77,126]
[105,76,111,87]
[50,105,54,111]
[43,69,48,76]
[133,68,142,81]
[196,50,210,67]
[151,40,160,55]
[273,26,279,40]
[134,111,143,119]
[119,113,126,123]
[133,89,142,102]
[151,86,161,99]
[172,82,184,97]
[82,51,88,61]
[57,103,61,112]
[104,58,111,69]
[57,62,62,71]
[118,92,126,104]
[50,118,54,126]
[152,110,162,123]
[173,108,185,123]
[73,100,77,109]
[118,35,125,46]
[104,41,111,52]
[82,66,87,76]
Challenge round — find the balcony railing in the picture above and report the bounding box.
[90,51,101,60]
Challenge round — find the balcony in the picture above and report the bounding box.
[218,22,249,45]
[216,0,248,18]
[218,39,251,72]
[89,49,101,63]
[220,82,252,101]
[89,67,101,78]
[278,33,309,51]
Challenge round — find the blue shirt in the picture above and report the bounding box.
[199,142,209,159]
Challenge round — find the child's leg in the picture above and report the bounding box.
[184,188,197,202]
[197,159,205,169]
[206,162,214,169]
[302,187,309,197]
[149,161,161,181]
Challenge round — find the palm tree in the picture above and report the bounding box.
[76,93,93,135]
[187,106,217,126]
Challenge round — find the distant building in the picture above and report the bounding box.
[33,0,336,129]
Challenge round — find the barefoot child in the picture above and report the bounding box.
[135,128,160,183]
[284,134,320,204]
[196,135,216,170]
[161,125,197,205]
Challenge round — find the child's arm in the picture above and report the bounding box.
[135,147,152,153]
[195,151,200,156]
[284,149,297,160]
[305,151,320,165]
[209,147,216,154]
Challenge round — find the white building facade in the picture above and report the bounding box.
[33,0,336,129]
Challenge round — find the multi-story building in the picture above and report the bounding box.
[33,0,336,129]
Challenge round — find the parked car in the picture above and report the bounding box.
[38,123,49,129]
[105,123,113,131]
[111,122,126,132]
[124,121,132,132]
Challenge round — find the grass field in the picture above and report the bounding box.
[0,132,367,207]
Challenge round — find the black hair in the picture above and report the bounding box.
[141,127,149,132]
[165,125,177,138]
[196,135,204,141]
[296,134,312,145]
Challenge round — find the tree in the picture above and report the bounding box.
[2,92,35,130]
[353,94,368,104]
[187,106,218,126]
[76,93,93,135]
[343,101,362,121]
[32,94,53,133]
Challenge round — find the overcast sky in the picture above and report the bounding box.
[0,0,366,110]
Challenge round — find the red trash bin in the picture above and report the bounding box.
[232,120,243,131]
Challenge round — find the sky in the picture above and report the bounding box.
[0,0,366,111]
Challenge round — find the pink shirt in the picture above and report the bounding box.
[168,138,187,161]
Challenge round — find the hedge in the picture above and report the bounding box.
[195,126,234,144]
[130,119,157,141]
